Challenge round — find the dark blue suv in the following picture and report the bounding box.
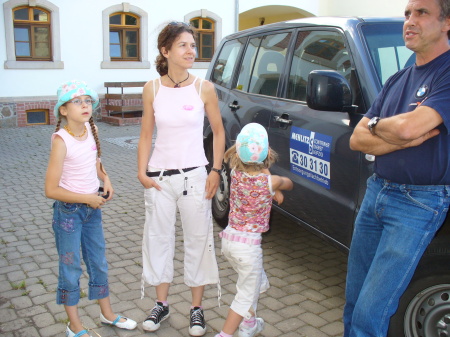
[203,16,450,337]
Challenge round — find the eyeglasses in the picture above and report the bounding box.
[169,21,190,27]
[68,98,96,106]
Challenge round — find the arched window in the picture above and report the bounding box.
[190,17,214,62]
[13,6,51,61]
[109,12,140,61]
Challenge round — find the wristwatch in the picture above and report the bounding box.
[211,167,222,174]
[368,117,381,135]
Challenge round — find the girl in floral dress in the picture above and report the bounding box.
[216,123,293,337]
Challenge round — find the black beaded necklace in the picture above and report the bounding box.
[167,73,189,88]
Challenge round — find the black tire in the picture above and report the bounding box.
[388,272,450,337]
[211,165,230,228]
[205,138,230,228]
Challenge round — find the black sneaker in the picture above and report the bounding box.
[189,307,206,336]
[142,301,170,332]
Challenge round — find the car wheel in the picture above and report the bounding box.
[205,138,230,228]
[388,273,450,337]
[211,165,230,228]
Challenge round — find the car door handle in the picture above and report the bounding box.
[228,102,241,111]
[275,115,292,125]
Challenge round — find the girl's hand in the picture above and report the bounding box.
[205,171,220,199]
[102,176,114,201]
[87,195,107,209]
[273,190,284,205]
[138,174,162,191]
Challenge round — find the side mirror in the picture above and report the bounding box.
[307,70,352,112]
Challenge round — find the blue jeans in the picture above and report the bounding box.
[52,201,109,306]
[343,174,450,337]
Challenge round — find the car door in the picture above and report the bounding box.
[268,28,366,249]
[215,31,293,143]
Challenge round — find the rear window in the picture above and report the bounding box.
[361,22,414,85]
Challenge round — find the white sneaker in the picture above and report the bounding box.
[238,317,264,337]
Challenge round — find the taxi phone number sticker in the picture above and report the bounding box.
[289,126,332,189]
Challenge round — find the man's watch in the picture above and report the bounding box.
[211,167,222,174]
[368,117,381,135]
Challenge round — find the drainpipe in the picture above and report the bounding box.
[235,0,239,32]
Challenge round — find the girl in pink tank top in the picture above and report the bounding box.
[45,80,137,337]
[137,22,225,336]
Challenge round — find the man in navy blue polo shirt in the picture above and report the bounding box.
[343,0,450,336]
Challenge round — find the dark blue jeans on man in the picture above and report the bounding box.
[343,174,450,337]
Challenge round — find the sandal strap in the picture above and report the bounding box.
[112,315,122,325]
[74,330,89,337]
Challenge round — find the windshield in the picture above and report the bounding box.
[361,22,414,86]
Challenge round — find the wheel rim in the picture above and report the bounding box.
[212,169,229,213]
[404,284,450,337]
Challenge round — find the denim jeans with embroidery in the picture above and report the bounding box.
[52,201,109,306]
[343,174,450,337]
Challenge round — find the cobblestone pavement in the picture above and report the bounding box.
[0,123,347,337]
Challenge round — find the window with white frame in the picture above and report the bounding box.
[101,4,149,69]
[185,9,222,68]
[3,0,63,69]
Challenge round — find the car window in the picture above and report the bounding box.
[361,23,413,86]
[287,30,351,102]
[211,38,245,88]
[235,32,291,97]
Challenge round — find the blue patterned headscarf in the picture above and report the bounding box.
[236,123,269,164]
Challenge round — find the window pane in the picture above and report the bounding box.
[33,9,48,22]
[201,47,213,59]
[248,33,290,96]
[110,14,121,25]
[34,27,49,42]
[125,15,137,26]
[34,27,50,58]
[126,45,137,57]
[202,20,212,29]
[362,23,413,85]
[191,19,199,29]
[110,44,121,57]
[126,31,137,43]
[110,31,120,44]
[236,37,261,92]
[14,8,29,20]
[287,30,349,101]
[212,38,244,87]
[202,33,213,46]
[27,110,47,124]
[15,42,31,56]
[14,27,30,41]
[35,42,50,57]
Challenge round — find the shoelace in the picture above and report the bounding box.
[148,305,164,322]
[191,308,204,326]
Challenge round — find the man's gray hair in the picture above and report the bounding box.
[437,0,450,19]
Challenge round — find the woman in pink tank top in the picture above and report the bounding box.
[137,22,225,336]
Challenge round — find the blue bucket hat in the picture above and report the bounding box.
[236,123,269,164]
[54,80,99,118]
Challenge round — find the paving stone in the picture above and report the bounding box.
[0,123,348,336]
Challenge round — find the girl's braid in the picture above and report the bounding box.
[54,116,62,132]
[89,117,106,174]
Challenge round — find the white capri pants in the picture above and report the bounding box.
[141,166,219,297]
[221,228,270,319]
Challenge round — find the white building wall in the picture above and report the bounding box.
[0,0,405,100]
[318,0,406,18]
[0,0,236,98]
[239,0,320,16]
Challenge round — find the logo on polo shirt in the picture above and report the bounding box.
[415,84,428,99]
